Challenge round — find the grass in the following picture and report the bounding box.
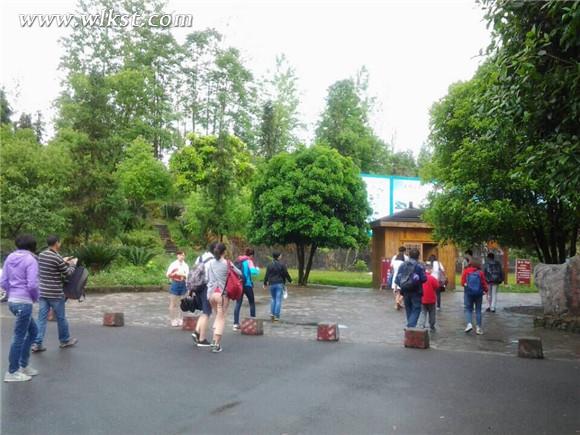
[87,257,538,293]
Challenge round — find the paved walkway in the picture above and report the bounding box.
[3,286,578,360]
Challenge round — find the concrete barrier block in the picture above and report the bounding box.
[317,323,339,341]
[103,312,124,327]
[48,308,56,321]
[241,318,264,335]
[181,316,198,331]
[404,328,430,349]
[518,337,544,359]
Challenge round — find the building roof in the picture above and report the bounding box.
[370,208,427,228]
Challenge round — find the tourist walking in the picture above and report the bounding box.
[166,250,189,327]
[233,248,260,331]
[2,234,40,382]
[205,243,242,353]
[461,259,488,335]
[418,263,439,331]
[428,254,446,310]
[395,248,427,328]
[192,242,217,347]
[484,252,504,313]
[32,235,78,352]
[390,251,406,310]
[263,252,292,322]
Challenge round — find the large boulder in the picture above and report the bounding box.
[534,255,580,316]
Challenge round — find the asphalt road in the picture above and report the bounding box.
[2,319,579,435]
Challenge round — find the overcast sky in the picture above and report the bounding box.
[0,0,491,155]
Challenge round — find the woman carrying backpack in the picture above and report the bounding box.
[204,243,242,353]
[166,250,189,327]
[461,259,488,335]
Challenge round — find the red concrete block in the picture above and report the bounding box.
[103,312,124,327]
[48,308,56,321]
[182,316,199,331]
[518,337,544,359]
[317,323,339,341]
[241,318,264,335]
[404,328,430,349]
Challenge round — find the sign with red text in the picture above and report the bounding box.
[516,259,532,285]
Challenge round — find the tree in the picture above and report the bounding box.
[257,55,303,158]
[15,113,33,131]
[116,137,172,215]
[315,75,392,173]
[0,87,13,125]
[0,126,70,239]
[33,111,44,143]
[170,133,254,241]
[249,145,371,285]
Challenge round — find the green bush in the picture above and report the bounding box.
[122,246,156,266]
[119,229,162,250]
[352,259,368,272]
[74,243,118,272]
[161,203,183,220]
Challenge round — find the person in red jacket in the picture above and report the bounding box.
[418,263,439,331]
[461,259,488,335]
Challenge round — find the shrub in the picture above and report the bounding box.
[119,229,162,250]
[353,259,368,272]
[122,246,156,266]
[74,243,118,272]
[161,203,183,220]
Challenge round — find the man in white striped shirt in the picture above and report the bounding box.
[31,235,78,352]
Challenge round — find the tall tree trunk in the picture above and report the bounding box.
[296,243,305,285]
[570,222,578,258]
[303,243,318,286]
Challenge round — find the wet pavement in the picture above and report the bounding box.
[3,286,578,361]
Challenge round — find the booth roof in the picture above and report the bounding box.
[370,208,425,227]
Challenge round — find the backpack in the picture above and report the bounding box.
[486,262,502,284]
[63,266,89,301]
[225,261,243,300]
[233,258,249,285]
[186,256,212,293]
[438,269,448,288]
[396,261,420,293]
[465,271,484,296]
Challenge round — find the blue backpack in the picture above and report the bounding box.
[465,271,483,296]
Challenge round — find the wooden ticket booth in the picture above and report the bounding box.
[370,208,457,290]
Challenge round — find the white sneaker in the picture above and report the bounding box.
[476,326,483,335]
[19,366,39,376]
[4,371,32,382]
[232,324,240,331]
[170,319,179,327]
[464,323,473,333]
[177,319,183,326]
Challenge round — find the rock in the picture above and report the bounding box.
[404,328,430,349]
[317,323,339,341]
[534,255,580,316]
[241,318,264,336]
[518,337,543,359]
[181,315,198,331]
[103,312,124,326]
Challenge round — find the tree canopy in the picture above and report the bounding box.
[249,145,371,285]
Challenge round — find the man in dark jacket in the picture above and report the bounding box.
[395,248,427,328]
[483,253,504,313]
[263,252,292,322]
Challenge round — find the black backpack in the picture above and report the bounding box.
[486,262,502,284]
[233,259,248,285]
[396,261,419,293]
[63,266,89,301]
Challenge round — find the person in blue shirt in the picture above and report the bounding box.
[232,248,260,331]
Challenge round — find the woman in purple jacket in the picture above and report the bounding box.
[1,234,40,382]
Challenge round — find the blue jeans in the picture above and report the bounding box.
[403,291,422,328]
[234,286,256,325]
[464,292,483,327]
[35,297,71,345]
[8,303,38,373]
[269,283,284,319]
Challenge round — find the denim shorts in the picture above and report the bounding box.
[169,281,187,296]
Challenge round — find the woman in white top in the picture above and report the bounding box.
[390,252,406,310]
[204,243,241,353]
[166,250,189,327]
[429,254,445,309]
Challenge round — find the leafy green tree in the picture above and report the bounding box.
[116,137,172,215]
[257,55,303,158]
[15,113,33,131]
[0,88,12,125]
[250,145,371,285]
[170,133,254,241]
[33,111,44,143]
[0,126,71,239]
